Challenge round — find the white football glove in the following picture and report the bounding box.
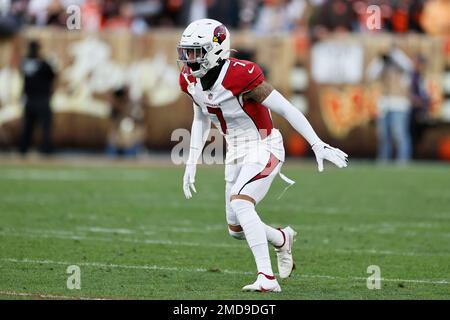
[183,164,197,199]
[312,141,348,172]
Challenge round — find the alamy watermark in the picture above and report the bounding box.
[170,128,281,165]
[366,5,382,31]
[66,265,81,290]
[66,5,81,30]
[367,265,381,289]
[63,5,381,33]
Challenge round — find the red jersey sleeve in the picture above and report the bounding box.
[222,58,265,96]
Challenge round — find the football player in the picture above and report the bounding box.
[178,19,348,292]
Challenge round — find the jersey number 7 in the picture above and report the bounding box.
[207,106,227,134]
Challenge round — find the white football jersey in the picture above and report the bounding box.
[180,58,284,164]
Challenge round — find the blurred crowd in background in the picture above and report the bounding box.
[0,0,449,162]
[1,0,449,37]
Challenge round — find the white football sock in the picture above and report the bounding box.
[264,224,285,248]
[230,199,274,276]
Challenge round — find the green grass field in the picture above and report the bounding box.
[0,161,449,299]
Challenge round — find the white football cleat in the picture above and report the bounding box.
[275,226,297,279]
[242,272,282,293]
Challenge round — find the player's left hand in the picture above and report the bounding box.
[312,141,348,172]
[183,164,197,199]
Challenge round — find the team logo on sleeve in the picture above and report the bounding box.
[213,25,227,44]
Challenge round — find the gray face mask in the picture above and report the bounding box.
[177,41,219,78]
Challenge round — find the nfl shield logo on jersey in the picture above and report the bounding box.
[208,92,213,100]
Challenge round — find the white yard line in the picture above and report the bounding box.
[1,257,246,275]
[92,223,449,234]
[87,224,450,239]
[1,229,449,257]
[77,227,136,235]
[35,221,450,239]
[0,290,107,300]
[335,248,449,257]
[0,230,243,249]
[1,258,449,286]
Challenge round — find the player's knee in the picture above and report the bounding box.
[230,198,250,213]
[228,224,245,240]
[228,224,243,232]
[230,196,256,221]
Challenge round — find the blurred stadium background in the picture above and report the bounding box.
[0,0,449,300]
[0,0,450,159]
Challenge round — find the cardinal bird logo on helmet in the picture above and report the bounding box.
[213,25,226,44]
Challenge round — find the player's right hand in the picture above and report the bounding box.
[183,164,197,199]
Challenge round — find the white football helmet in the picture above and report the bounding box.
[177,19,231,78]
